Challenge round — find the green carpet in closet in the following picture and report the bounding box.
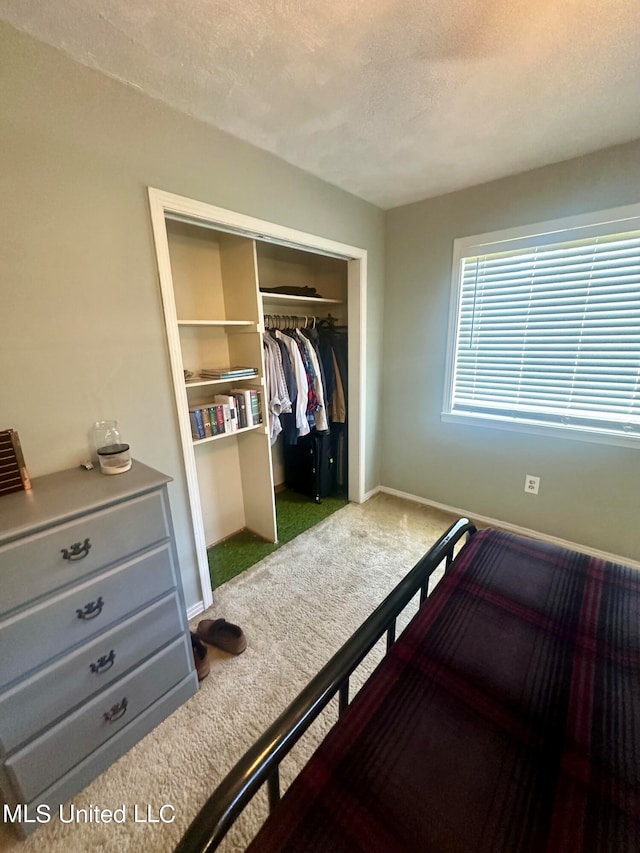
[208,489,348,589]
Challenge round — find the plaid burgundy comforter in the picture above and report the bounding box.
[247,528,640,853]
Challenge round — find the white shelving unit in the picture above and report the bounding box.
[148,189,367,611]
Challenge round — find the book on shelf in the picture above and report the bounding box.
[222,403,232,432]
[233,388,263,426]
[208,402,230,433]
[210,408,219,436]
[234,392,248,429]
[199,366,258,380]
[189,396,254,440]
[214,404,225,434]
[189,407,206,440]
[206,405,219,436]
[201,407,212,438]
[252,389,263,425]
[214,395,238,432]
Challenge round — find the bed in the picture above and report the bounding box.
[177,519,640,852]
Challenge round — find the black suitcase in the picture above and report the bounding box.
[283,431,334,503]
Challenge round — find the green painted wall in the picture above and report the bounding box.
[383,139,640,562]
[0,23,384,608]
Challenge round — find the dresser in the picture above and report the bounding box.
[0,460,198,836]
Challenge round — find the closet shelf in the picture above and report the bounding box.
[177,319,257,328]
[259,293,342,306]
[192,423,265,445]
[186,377,263,389]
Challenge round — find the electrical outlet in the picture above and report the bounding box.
[524,475,540,495]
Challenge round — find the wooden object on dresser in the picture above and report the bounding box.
[0,429,31,496]
[0,460,198,837]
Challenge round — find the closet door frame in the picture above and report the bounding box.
[148,187,367,611]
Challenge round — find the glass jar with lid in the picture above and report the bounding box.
[90,420,131,474]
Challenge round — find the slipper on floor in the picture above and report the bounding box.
[190,632,210,681]
[197,618,247,655]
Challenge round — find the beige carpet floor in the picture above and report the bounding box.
[0,494,459,853]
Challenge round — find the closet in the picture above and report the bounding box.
[148,189,366,610]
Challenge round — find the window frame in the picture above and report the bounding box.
[442,202,640,449]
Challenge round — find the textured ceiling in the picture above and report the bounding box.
[2,0,640,209]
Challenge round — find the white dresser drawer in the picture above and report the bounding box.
[0,490,170,617]
[0,544,177,689]
[5,635,192,803]
[0,592,185,756]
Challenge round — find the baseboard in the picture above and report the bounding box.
[187,601,206,621]
[361,485,382,503]
[378,485,640,570]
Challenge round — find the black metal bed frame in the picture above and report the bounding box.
[176,517,478,853]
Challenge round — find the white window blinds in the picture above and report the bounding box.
[445,210,640,445]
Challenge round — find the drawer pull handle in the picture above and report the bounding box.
[76,596,104,620]
[103,697,128,723]
[61,538,92,561]
[90,650,116,674]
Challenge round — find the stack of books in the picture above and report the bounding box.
[189,389,263,440]
[199,366,258,380]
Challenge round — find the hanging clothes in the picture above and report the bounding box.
[274,329,311,440]
[263,315,349,498]
[318,322,349,493]
[330,349,346,423]
[263,333,292,444]
[295,329,329,433]
[325,327,348,424]
[273,334,298,446]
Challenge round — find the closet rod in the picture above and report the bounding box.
[264,313,340,331]
[264,313,320,329]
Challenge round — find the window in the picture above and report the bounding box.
[443,204,640,447]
